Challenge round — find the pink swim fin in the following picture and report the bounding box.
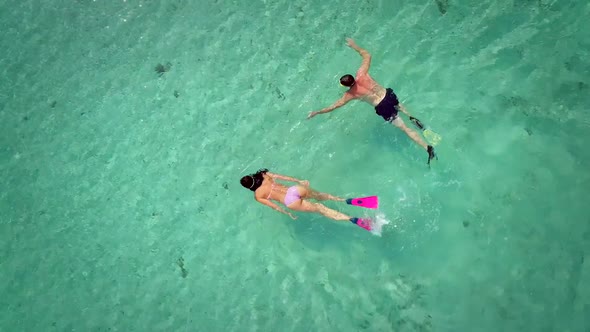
[346,196,379,209]
[350,218,372,231]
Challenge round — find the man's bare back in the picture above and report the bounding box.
[345,73,386,107]
[307,38,437,165]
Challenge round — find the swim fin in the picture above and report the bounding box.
[346,196,379,209]
[350,217,372,231]
[410,116,441,146]
[410,116,424,129]
[424,129,442,146]
[427,145,438,166]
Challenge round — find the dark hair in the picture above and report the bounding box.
[340,74,355,87]
[240,168,269,192]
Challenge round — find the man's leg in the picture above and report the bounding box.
[392,116,437,164]
[392,117,428,150]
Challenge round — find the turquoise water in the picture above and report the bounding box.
[1,0,589,331]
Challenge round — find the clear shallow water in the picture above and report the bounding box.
[1,0,589,331]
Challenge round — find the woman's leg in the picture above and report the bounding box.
[288,199,351,221]
[297,185,344,202]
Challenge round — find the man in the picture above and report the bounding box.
[307,38,436,165]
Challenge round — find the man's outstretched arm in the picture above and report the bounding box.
[347,38,371,75]
[307,93,353,119]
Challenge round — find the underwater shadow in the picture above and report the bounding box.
[283,212,360,252]
[368,122,413,153]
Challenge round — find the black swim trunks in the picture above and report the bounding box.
[375,88,400,122]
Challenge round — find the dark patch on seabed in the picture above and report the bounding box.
[176,257,188,278]
[435,0,448,14]
[155,62,172,77]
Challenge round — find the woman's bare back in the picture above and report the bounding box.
[255,175,289,202]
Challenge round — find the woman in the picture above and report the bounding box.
[239,169,372,231]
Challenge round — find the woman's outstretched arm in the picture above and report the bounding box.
[266,172,307,185]
[255,197,297,220]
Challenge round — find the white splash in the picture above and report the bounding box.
[370,212,391,237]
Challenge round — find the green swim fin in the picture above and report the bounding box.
[410,116,441,146]
[424,129,442,146]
